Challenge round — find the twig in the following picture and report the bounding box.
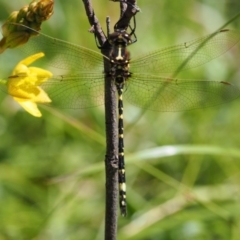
[82,0,139,239]
[82,0,106,46]
[113,0,139,30]
[104,58,119,240]
[82,1,118,240]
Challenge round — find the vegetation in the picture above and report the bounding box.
[0,0,240,239]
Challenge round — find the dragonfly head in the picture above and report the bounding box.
[108,30,132,47]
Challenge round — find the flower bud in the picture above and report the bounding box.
[0,0,54,53]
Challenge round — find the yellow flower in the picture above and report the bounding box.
[6,52,52,117]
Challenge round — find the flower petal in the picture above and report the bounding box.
[18,52,45,66]
[28,67,53,84]
[32,87,51,103]
[11,52,45,77]
[13,98,42,117]
[8,76,40,99]
[11,63,29,76]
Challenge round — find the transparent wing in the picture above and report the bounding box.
[41,73,105,108]
[4,73,105,109]
[15,24,106,73]
[124,74,240,111]
[130,29,240,75]
[2,24,106,109]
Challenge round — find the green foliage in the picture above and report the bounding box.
[0,0,240,239]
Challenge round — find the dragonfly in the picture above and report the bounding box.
[1,24,240,216]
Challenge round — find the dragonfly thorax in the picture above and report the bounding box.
[108,30,131,88]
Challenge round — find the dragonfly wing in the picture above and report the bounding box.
[124,74,240,111]
[11,24,106,73]
[41,73,105,109]
[130,29,240,76]
[4,73,105,109]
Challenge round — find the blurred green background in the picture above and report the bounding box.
[1,0,240,239]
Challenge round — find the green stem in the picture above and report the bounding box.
[0,79,7,85]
